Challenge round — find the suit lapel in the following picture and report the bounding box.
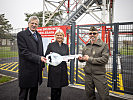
[26,28,38,43]
[25,28,42,53]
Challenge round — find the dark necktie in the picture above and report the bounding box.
[33,33,38,41]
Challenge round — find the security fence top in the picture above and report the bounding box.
[77,22,133,28]
[115,22,133,25]
[77,23,113,28]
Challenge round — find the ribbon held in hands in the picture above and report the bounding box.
[46,52,82,66]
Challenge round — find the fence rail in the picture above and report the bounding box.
[0,22,133,94]
[72,22,133,94]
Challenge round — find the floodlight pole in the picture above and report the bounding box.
[42,0,45,27]
[102,0,107,23]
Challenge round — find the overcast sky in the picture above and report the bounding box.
[0,0,133,29]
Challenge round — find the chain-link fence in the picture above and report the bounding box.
[0,28,22,72]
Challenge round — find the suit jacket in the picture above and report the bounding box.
[45,41,69,88]
[17,28,44,88]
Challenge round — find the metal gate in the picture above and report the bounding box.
[0,23,133,94]
[69,22,133,94]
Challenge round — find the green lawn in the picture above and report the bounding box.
[119,46,133,55]
[0,47,18,58]
[0,75,14,84]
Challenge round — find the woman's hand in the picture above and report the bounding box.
[78,56,83,60]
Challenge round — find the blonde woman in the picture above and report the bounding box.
[45,29,69,100]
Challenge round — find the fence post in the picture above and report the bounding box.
[70,22,76,84]
[76,25,79,83]
[112,23,119,91]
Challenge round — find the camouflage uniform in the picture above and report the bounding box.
[82,39,110,100]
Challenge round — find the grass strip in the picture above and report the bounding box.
[0,75,14,84]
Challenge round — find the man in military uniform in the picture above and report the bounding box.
[78,26,110,100]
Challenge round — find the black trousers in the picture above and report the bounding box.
[19,87,38,100]
[51,88,62,100]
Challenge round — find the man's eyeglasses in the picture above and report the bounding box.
[89,33,97,35]
[30,22,38,25]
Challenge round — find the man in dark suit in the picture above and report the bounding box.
[17,16,46,100]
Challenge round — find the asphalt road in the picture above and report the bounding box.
[0,57,18,64]
[0,69,127,100]
[0,56,132,100]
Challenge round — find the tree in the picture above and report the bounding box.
[0,14,13,39]
[25,11,62,27]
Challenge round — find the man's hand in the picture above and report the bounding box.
[41,56,47,63]
[82,55,89,61]
[78,55,89,61]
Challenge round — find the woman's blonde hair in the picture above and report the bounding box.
[55,29,64,36]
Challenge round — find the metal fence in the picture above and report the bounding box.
[0,22,133,94]
[0,28,21,65]
[69,22,133,94]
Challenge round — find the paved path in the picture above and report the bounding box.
[0,69,128,100]
[0,61,125,92]
[0,79,88,100]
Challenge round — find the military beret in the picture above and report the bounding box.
[89,26,98,31]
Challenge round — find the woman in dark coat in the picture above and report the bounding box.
[45,29,69,100]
